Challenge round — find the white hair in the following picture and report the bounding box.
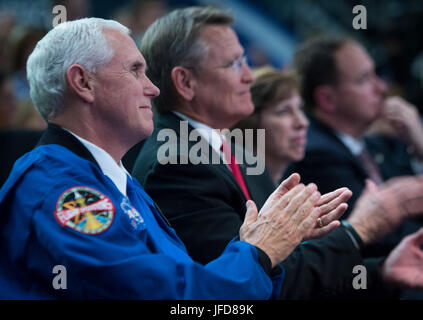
[26,18,130,120]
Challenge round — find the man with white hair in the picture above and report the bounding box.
[0,17,336,299]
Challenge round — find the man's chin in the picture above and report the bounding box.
[237,103,255,120]
[137,123,154,142]
[145,125,155,139]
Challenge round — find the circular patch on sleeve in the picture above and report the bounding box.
[54,186,115,235]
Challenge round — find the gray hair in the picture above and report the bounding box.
[26,18,130,120]
[140,6,234,114]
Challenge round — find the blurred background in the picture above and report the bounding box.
[1,0,423,131]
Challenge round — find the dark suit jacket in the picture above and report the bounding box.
[287,115,415,214]
[132,112,393,299]
[288,115,421,257]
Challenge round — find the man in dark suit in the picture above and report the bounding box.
[290,36,423,212]
[289,37,423,260]
[132,6,423,299]
[289,116,416,215]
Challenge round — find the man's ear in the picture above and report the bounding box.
[314,85,337,113]
[171,66,196,101]
[65,64,95,104]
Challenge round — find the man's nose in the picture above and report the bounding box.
[375,76,387,95]
[241,63,254,84]
[144,76,160,97]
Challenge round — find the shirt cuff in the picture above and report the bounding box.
[254,246,283,277]
[341,220,364,251]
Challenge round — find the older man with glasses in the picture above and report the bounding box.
[133,6,423,299]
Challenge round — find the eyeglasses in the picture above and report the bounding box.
[185,55,249,75]
[216,55,248,75]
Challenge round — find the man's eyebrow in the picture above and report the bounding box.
[132,61,145,69]
[357,68,373,79]
[228,52,243,61]
[125,60,145,71]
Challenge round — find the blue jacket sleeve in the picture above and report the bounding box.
[25,177,283,299]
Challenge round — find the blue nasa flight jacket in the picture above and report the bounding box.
[0,124,284,299]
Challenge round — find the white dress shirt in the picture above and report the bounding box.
[173,111,224,154]
[335,131,365,156]
[65,129,129,196]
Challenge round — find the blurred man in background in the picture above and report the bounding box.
[290,37,423,266]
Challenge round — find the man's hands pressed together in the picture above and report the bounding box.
[239,173,352,267]
[348,176,423,245]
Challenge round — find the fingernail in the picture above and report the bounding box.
[308,183,317,191]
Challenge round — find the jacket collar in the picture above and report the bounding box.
[155,112,261,201]
[37,123,100,168]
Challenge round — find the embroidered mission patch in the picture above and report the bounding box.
[55,186,115,234]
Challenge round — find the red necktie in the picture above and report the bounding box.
[220,139,251,200]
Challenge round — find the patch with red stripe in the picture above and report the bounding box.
[54,186,115,234]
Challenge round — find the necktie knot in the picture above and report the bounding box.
[220,138,232,164]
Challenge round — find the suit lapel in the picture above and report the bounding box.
[309,116,369,180]
[156,112,250,200]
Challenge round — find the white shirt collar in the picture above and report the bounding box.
[173,111,223,154]
[64,129,129,196]
[335,131,365,156]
